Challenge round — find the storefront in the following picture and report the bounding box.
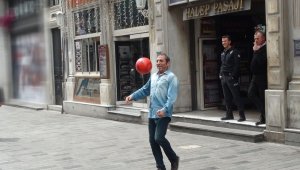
[6,0,53,105]
[172,0,266,112]
[167,0,300,145]
[63,0,103,105]
[111,0,151,104]
[63,0,153,115]
[115,39,150,101]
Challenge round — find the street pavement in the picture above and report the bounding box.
[0,105,300,170]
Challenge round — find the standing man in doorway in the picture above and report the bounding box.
[219,35,246,122]
[125,53,180,170]
[248,30,267,125]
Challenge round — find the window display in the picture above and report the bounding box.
[116,39,150,101]
[112,0,148,30]
[74,7,100,36]
[74,77,100,103]
[75,37,100,73]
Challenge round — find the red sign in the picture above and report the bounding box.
[68,0,97,9]
[0,10,15,29]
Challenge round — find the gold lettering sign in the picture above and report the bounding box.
[184,0,250,20]
[186,4,210,18]
[214,0,244,14]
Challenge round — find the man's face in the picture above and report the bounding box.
[222,38,231,49]
[254,32,266,46]
[156,55,169,74]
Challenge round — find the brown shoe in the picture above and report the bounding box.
[171,156,179,170]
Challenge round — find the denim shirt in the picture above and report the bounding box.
[131,70,178,118]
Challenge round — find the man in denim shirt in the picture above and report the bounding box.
[125,53,179,170]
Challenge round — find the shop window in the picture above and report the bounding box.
[115,39,150,100]
[112,0,148,30]
[73,4,101,74]
[73,7,101,36]
[71,3,102,104]
[74,77,100,103]
[10,0,42,19]
[48,0,60,7]
[74,37,100,73]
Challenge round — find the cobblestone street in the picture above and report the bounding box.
[0,106,300,170]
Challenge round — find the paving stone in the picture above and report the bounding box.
[0,105,300,170]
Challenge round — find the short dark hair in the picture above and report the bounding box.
[158,53,170,63]
[222,35,232,41]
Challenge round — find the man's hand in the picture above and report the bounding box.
[156,110,165,118]
[125,96,132,104]
[253,42,260,51]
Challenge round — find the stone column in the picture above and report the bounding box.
[100,79,114,105]
[64,1,76,101]
[152,0,192,112]
[265,0,289,143]
[99,0,115,105]
[285,0,300,146]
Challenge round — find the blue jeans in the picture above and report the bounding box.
[148,117,177,169]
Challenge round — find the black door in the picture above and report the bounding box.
[115,38,150,101]
[51,28,63,105]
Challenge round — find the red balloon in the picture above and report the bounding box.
[135,57,152,75]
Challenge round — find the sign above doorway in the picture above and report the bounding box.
[183,0,251,20]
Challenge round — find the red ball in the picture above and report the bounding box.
[135,57,152,75]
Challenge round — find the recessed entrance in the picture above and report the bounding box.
[115,38,150,101]
[194,0,266,115]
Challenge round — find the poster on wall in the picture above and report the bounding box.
[295,40,300,57]
[74,77,100,103]
[11,32,47,103]
[75,41,82,71]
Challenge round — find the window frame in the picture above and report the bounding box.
[48,0,60,7]
[71,3,102,76]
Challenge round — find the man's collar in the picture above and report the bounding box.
[156,70,170,75]
[224,47,233,52]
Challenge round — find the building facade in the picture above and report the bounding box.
[0,0,62,107]
[62,0,193,116]
[1,0,300,146]
[160,0,300,145]
[62,0,300,145]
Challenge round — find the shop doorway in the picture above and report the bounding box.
[199,38,221,109]
[198,15,255,110]
[196,0,266,111]
[51,28,63,105]
[115,38,150,101]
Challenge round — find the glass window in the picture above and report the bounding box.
[112,0,149,30]
[74,7,101,36]
[49,0,60,7]
[73,5,101,74]
[10,0,41,19]
[74,37,100,73]
[74,77,100,103]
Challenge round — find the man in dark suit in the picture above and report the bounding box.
[248,30,267,125]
